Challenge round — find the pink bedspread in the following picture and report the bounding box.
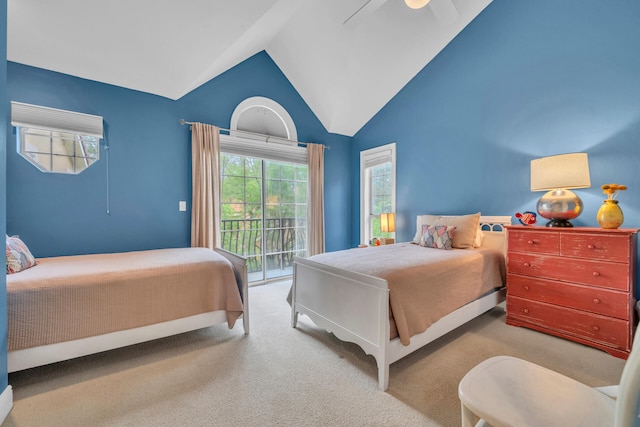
[7,247,244,351]
[307,243,505,345]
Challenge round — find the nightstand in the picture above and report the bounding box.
[505,226,639,359]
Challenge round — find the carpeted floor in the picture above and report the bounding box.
[5,280,626,426]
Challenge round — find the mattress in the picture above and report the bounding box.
[7,247,244,351]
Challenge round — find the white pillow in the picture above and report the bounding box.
[413,212,481,249]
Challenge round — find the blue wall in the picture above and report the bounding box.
[6,52,352,257]
[351,0,640,246]
[1,0,9,393]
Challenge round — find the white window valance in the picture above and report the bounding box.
[11,101,104,138]
[220,133,308,164]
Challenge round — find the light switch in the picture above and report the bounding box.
[179,201,187,211]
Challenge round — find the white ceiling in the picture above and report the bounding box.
[7,0,492,137]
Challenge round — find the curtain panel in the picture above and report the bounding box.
[307,143,325,256]
[190,122,221,250]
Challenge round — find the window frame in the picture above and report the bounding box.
[360,142,396,245]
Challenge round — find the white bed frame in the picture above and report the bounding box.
[290,216,511,391]
[8,248,249,373]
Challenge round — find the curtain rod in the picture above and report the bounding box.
[179,119,330,150]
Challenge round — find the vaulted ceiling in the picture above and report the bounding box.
[7,0,492,137]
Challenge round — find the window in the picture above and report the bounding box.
[220,155,307,282]
[11,101,103,174]
[360,143,396,245]
[18,128,100,174]
[219,96,307,283]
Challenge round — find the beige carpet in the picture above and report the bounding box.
[5,280,626,427]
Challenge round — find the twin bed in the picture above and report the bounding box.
[6,246,248,372]
[290,215,511,390]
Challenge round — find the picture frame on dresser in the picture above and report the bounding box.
[505,225,639,359]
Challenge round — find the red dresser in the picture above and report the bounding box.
[506,226,638,359]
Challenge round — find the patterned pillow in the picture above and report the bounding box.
[6,235,38,274]
[419,224,456,250]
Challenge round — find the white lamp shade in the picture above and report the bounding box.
[530,153,591,191]
[380,212,396,233]
[405,0,431,9]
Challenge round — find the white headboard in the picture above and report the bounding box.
[479,216,512,254]
[479,216,512,233]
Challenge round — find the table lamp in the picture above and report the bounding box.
[530,153,591,227]
[380,212,396,244]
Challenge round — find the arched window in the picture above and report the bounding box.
[229,96,297,141]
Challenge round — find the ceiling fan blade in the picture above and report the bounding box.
[343,0,389,29]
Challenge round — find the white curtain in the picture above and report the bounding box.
[190,122,221,250]
[307,143,325,256]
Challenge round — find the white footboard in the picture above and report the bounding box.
[291,256,392,390]
[291,216,511,391]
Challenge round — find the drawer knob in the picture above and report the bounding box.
[587,244,595,249]
[527,240,535,245]
[592,325,600,332]
[523,308,529,314]
[593,298,601,304]
[524,285,530,291]
[524,262,531,267]
[592,271,601,277]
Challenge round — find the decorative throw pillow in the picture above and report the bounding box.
[419,225,456,250]
[413,212,481,249]
[6,235,37,274]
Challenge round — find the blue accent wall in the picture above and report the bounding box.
[1,0,9,392]
[7,52,352,257]
[351,0,640,247]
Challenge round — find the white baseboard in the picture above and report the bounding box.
[0,385,13,424]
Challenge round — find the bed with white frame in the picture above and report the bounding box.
[8,247,249,373]
[290,216,511,391]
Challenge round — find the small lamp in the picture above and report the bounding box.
[405,0,431,9]
[530,153,591,227]
[380,212,396,244]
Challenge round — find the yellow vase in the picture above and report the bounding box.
[597,199,624,229]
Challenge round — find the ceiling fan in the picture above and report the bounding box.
[344,0,459,28]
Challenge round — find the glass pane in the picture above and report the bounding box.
[281,181,295,203]
[280,163,294,180]
[295,165,307,181]
[265,204,280,219]
[265,162,280,179]
[264,227,281,253]
[23,130,51,154]
[281,203,295,218]
[245,177,262,203]
[246,158,261,178]
[266,180,281,200]
[222,155,245,176]
[221,176,245,203]
[295,182,307,204]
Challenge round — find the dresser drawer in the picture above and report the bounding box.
[507,230,559,255]
[508,252,631,291]
[560,233,631,262]
[507,274,630,319]
[507,296,630,350]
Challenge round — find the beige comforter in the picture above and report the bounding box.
[307,243,505,345]
[7,247,244,351]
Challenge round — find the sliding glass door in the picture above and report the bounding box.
[220,153,308,283]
